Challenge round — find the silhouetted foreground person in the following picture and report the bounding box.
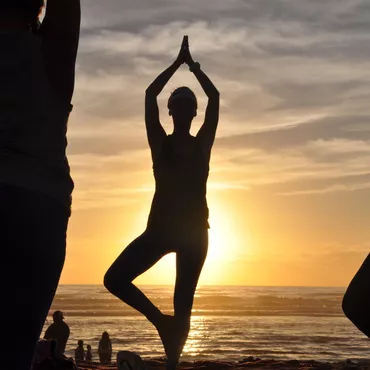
[0,1,80,369]
[342,253,370,338]
[44,311,70,354]
[104,36,220,369]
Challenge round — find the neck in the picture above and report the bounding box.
[173,120,192,136]
[172,128,191,137]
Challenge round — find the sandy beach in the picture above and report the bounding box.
[75,358,370,370]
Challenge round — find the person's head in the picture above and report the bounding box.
[78,340,84,347]
[0,1,44,29]
[102,331,110,341]
[33,339,52,364]
[52,310,64,323]
[87,344,92,351]
[167,86,197,133]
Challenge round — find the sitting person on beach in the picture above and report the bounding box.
[342,253,370,338]
[32,339,56,369]
[86,344,93,363]
[0,0,80,368]
[44,311,70,354]
[104,35,220,370]
[98,331,112,364]
[32,339,77,370]
[74,340,85,362]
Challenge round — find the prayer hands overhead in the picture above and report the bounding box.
[175,35,195,67]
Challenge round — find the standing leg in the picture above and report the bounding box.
[342,253,370,338]
[166,230,208,368]
[104,230,171,326]
[0,186,69,370]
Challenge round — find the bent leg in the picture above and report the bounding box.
[342,254,370,338]
[104,230,171,326]
[0,186,68,370]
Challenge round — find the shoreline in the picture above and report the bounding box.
[75,357,370,370]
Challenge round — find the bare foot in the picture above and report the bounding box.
[156,315,178,364]
[174,317,190,360]
[156,315,191,368]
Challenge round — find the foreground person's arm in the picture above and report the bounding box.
[39,0,81,106]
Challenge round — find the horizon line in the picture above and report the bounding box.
[59,283,347,288]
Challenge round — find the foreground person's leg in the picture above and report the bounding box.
[342,254,370,338]
[0,186,69,370]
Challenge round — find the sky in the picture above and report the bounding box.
[61,0,370,286]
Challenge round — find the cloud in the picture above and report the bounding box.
[217,115,370,151]
[68,0,370,203]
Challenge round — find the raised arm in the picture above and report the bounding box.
[145,36,187,159]
[39,0,81,107]
[185,41,220,157]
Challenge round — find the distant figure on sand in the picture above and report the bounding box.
[74,340,85,362]
[342,253,370,338]
[104,36,220,369]
[98,331,112,364]
[0,1,80,369]
[44,311,70,354]
[86,344,93,363]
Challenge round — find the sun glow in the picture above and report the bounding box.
[199,201,245,284]
[130,199,248,285]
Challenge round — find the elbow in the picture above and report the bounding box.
[145,87,158,97]
[211,90,220,99]
[208,90,220,101]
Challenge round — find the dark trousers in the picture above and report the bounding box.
[0,185,69,370]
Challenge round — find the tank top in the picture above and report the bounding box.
[147,134,210,234]
[0,29,74,207]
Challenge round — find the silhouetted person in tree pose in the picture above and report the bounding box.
[342,253,370,338]
[0,1,80,369]
[104,36,220,369]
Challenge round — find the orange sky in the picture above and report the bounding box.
[59,0,369,286]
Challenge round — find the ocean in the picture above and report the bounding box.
[42,285,369,362]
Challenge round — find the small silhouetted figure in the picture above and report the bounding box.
[342,253,370,338]
[74,340,85,362]
[44,311,70,354]
[104,36,220,370]
[0,1,80,369]
[86,344,93,363]
[98,331,112,364]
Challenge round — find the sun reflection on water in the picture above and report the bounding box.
[183,316,209,357]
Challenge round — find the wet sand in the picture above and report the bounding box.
[75,358,370,370]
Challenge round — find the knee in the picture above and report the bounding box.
[342,287,359,320]
[103,270,114,293]
[103,268,132,296]
[103,268,119,295]
[342,291,352,318]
